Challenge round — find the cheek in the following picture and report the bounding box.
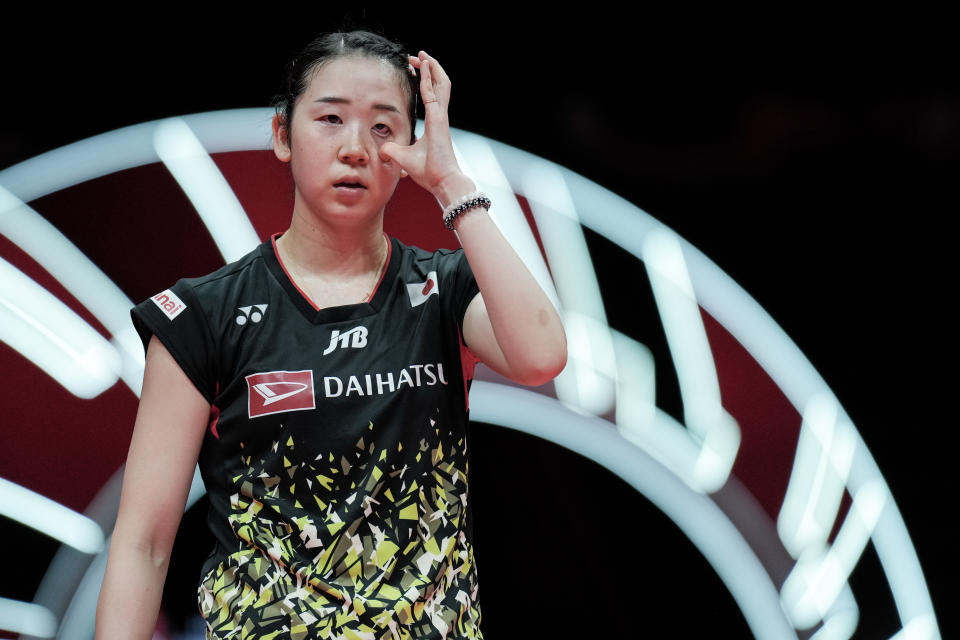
[286,147,329,195]
[376,156,404,183]
[288,134,330,170]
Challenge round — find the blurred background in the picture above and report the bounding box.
[1,4,955,638]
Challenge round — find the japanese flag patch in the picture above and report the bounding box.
[406,271,439,307]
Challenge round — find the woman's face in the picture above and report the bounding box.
[274,55,413,224]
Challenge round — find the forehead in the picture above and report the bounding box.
[302,55,408,105]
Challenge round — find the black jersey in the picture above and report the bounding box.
[131,234,483,639]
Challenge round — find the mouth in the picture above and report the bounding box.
[335,180,366,190]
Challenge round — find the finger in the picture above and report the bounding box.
[419,57,439,106]
[419,51,450,86]
[379,141,402,165]
[379,140,420,172]
[417,52,450,108]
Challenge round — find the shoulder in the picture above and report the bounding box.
[133,241,270,327]
[388,238,477,319]
[177,242,270,298]
[129,241,272,390]
[391,237,469,279]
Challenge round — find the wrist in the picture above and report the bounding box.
[442,191,491,230]
[432,173,477,208]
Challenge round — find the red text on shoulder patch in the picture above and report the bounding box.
[150,289,187,320]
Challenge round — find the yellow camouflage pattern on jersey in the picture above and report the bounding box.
[198,415,482,639]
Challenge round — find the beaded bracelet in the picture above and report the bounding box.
[442,191,492,230]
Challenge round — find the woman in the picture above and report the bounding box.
[96,30,566,639]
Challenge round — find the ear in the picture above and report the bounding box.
[272,114,291,163]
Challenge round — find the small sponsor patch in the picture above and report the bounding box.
[246,370,316,418]
[406,271,440,307]
[323,326,369,355]
[150,289,187,320]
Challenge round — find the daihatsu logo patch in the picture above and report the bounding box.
[246,370,315,418]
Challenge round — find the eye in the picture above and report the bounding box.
[372,123,392,137]
[317,114,342,124]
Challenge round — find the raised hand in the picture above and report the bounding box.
[380,51,473,206]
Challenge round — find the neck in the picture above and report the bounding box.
[279,205,386,277]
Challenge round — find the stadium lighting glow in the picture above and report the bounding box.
[153,118,260,262]
[0,596,57,638]
[499,144,939,636]
[780,480,886,629]
[0,109,941,639]
[0,185,144,394]
[609,330,656,430]
[0,257,120,398]
[641,227,740,491]
[890,615,938,640]
[453,131,559,311]
[779,392,857,558]
[0,477,105,554]
[519,161,617,416]
[469,382,797,639]
[808,604,858,640]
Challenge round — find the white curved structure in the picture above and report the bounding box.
[0,109,939,640]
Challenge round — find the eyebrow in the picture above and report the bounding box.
[314,96,401,114]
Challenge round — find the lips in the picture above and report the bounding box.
[335,179,366,190]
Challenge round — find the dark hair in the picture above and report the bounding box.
[274,30,418,144]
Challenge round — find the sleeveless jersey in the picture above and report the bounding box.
[131,235,483,639]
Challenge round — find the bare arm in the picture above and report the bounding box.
[381,52,567,385]
[95,335,210,639]
[445,172,567,385]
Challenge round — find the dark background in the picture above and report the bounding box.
[1,5,955,637]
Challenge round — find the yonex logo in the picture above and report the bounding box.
[236,304,268,325]
[150,289,187,320]
[406,271,439,307]
[246,370,315,418]
[322,326,368,356]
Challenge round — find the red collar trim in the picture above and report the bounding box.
[271,232,391,310]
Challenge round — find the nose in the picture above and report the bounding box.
[338,126,369,166]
